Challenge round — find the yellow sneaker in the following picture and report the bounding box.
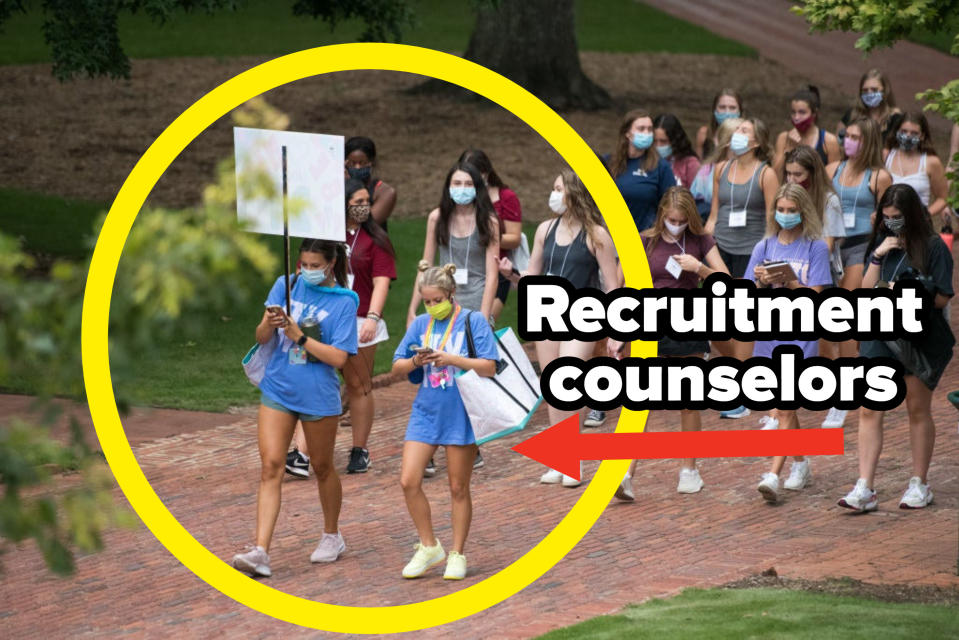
[402,541,445,578]
[443,551,467,580]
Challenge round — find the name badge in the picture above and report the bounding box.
[454,269,468,285]
[289,345,307,365]
[844,212,856,228]
[665,255,683,279]
[728,209,747,227]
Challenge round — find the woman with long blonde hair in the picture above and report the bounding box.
[745,183,832,503]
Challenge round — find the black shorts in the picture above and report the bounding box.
[658,335,709,357]
[496,273,511,304]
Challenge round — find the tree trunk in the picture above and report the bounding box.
[463,0,610,110]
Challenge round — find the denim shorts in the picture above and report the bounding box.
[260,393,328,423]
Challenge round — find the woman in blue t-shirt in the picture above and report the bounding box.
[746,184,832,504]
[232,239,359,578]
[607,109,676,233]
[392,263,499,581]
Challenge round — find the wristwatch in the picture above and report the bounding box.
[297,334,308,347]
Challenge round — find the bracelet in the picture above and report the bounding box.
[366,312,381,321]
[870,255,882,265]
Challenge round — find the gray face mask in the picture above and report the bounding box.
[884,216,905,234]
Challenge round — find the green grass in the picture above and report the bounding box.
[537,588,958,640]
[0,0,754,66]
[0,188,103,259]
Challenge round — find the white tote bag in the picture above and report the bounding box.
[510,232,531,273]
[456,314,542,444]
[242,334,277,387]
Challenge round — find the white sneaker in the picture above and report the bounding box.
[443,551,467,580]
[838,478,878,512]
[899,476,934,509]
[584,409,606,428]
[232,545,271,577]
[757,472,779,503]
[614,473,634,501]
[402,541,445,578]
[759,415,779,430]
[540,468,563,484]
[677,468,704,494]
[561,472,582,488]
[783,460,811,490]
[822,408,848,428]
[310,531,346,563]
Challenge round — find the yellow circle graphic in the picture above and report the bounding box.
[81,43,653,633]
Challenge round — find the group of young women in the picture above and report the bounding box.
[230,65,956,581]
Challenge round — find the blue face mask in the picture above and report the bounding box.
[730,132,751,156]
[775,210,802,230]
[449,186,476,205]
[860,92,883,108]
[655,144,673,159]
[631,132,653,150]
[715,110,740,124]
[301,267,329,286]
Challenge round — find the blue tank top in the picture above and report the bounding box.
[832,161,874,236]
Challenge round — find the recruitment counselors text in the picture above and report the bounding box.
[518,274,932,413]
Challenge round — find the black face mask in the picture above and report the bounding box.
[347,166,372,183]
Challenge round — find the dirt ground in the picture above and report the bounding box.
[2,51,952,220]
[724,572,959,606]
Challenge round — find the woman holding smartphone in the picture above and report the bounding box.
[232,239,358,577]
[393,263,498,580]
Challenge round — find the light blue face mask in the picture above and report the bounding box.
[860,91,883,108]
[300,267,329,286]
[715,110,740,124]
[449,186,476,205]
[631,132,653,150]
[775,210,802,230]
[655,144,673,159]
[730,132,751,156]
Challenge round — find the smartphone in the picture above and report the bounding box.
[266,305,285,315]
[411,345,434,355]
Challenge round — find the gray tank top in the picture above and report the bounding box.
[442,225,487,312]
[543,219,598,289]
[714,160,768,256]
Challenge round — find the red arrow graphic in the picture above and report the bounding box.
[511,415,845,480]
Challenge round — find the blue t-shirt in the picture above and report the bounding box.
[259,276,359,417]
[745,235,832,359]
[613,155,676,233]
[393,309,499,445]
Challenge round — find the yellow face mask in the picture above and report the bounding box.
[427,299,453,320]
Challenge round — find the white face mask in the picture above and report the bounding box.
[548,189,567,214]
[664,221,687,237]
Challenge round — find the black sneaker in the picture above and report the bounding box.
[346,446,371,474]
[285,448,310,478]
[473,450,485,469]
[423,457,436,478]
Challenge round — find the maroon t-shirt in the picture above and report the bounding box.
[644,231,716,290]
[347,226,397,317]
[493,187,522,260]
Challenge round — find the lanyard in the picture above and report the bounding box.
[837,161,867,212]
[447,220,474,273]
[424,304,462,354]
[729,159,759,211]
[347,228,361,257]
[882,250,908,282]
[547,218,578,276]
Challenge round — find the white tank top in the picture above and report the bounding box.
[885,149,931,206]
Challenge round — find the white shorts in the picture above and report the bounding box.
[356,316,389,348]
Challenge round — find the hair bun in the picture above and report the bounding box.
[417,260,430,272]
[442,263,457,277]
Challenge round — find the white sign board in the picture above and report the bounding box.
[234,127,345,241]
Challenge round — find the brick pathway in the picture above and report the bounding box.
[3,303,958,639]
